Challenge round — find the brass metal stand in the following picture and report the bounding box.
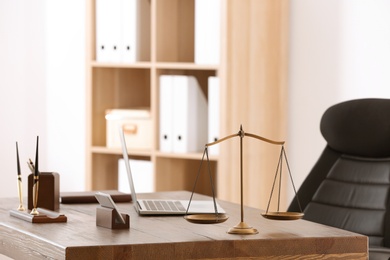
[227,222,258,235]
[215,126,285,234]
[30,178,39,215]
[185,125,303,233]
[226,126,261,234]
[261,145,304,220]
[184,144,229,224]
[30,136,40,216]
[16,142,25,212]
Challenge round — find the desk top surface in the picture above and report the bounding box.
[0,191,367,259]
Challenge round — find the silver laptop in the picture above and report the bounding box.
[119,128,225,215]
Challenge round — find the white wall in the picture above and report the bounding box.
[0,1,85,198]
[288,0,390,203]
[45,2,86,193]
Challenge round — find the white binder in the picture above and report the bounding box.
[96,0,110,62]
[121,0,137,63]
[172,76,208,153]
[96,0,122,62]
[195,0,221,65]
[208,76,220,155]
[159,75,174,152]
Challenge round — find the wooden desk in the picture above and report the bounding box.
[0,191,367,259]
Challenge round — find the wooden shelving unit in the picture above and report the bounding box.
[86,0,218,196]
[86,0,289,206]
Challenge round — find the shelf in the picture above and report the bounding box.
[91,61,152,69]
[155,62,219,71]
[86,0,219,193]
[86,0,288,204]
[90,147,217,162]
[155,151,218,161]
[90,61,218,71]
[91,146,152,157]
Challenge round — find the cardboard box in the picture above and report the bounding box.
[106,109,152,149]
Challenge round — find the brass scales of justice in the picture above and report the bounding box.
[184,125,303,235]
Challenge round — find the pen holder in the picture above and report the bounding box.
[28,172,60,211]
[96,206,130,229]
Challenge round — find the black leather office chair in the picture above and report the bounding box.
[288,98,390,260]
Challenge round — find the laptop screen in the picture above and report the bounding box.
[119,127,139,208]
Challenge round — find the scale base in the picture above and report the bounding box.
[227,221,258,235]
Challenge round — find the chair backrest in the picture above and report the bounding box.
[288,98,390,248]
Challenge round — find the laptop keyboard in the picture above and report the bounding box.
[143,200,186,212]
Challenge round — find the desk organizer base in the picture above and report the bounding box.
[10,208,67,223]
[96,206,129,229]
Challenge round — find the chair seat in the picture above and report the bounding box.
[369,246,390,260]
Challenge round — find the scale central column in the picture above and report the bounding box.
[227,126,258,235]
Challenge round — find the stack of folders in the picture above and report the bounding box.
[95,0,150,63]
[159,75,209,153]
[194,0,221,65]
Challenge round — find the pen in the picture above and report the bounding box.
[30,136,40,215]
[27,158,35,172]
[16,142,25,211]
[34,136,39,178]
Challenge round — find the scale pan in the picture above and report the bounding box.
[184,213,229,224]
[261,212,303,220]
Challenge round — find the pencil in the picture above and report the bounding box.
[16,142,25,211]
[30,136,40,215]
